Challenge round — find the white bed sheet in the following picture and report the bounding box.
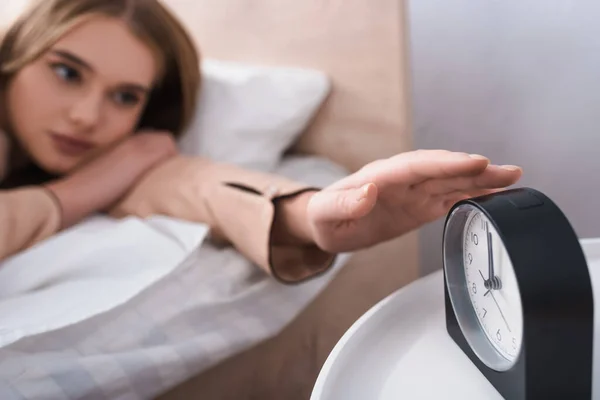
[0,216,210,348]
[0,155,351,400]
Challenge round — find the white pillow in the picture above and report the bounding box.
[177,59,331,171]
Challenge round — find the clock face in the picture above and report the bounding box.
[463,210,524,364]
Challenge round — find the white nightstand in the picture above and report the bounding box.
[311,238,600,400]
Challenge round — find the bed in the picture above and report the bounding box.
[0,1,419,399]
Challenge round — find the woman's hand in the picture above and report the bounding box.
[304,150,523,253]
[45,131,178,229]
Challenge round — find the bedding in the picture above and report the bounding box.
[0,155,350,400]
[0,216,209,348]
[178,59,331,172]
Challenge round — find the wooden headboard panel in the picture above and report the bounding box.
[161,0,413,172]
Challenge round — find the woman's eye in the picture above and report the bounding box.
[51,63,81,83]
[113,91,140,107]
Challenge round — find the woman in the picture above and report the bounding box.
[0,0,522,283]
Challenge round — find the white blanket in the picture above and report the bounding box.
[0,156,351,400]
[0,216,210,348]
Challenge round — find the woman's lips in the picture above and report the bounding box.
[50,132,95,157]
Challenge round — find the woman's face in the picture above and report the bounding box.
[5,16,158,174]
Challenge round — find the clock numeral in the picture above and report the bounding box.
[496,329,502,341]
[472,282,477,294]
[481,218,485,230]
[482,308,487,318]
[512,337,517,349]
[467,253,473,264]
[471,232,479,245]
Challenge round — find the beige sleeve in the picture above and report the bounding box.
[109,156,336,284]
[0,187,62,261]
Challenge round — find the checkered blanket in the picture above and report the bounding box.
[0,243,350,400]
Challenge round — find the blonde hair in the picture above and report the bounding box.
[0,0,201,137]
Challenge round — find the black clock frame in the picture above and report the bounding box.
[443,187,594,399]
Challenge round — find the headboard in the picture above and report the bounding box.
[161,0,413,173]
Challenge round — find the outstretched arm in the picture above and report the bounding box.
[109,150,523,284]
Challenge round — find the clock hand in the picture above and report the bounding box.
[479,269,485,281]
[479,270,491,296]
[486,221,502,291]
[486,290,511,333]
[486,221,493,281]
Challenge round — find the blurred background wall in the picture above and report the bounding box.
[408,1,600,274]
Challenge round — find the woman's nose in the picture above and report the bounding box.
[68,90,102,132]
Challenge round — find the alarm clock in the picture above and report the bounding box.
[442,187,594,399]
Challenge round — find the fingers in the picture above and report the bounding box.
[414,164,522,195]
[474,164,522,188]
[324,149,522,201]
[369,151,492,189]
[308,183,378,223]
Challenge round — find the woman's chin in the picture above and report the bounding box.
[34,154,80,176]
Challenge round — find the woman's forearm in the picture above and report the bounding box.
[45,132,177,229]
[44,169,130,229]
